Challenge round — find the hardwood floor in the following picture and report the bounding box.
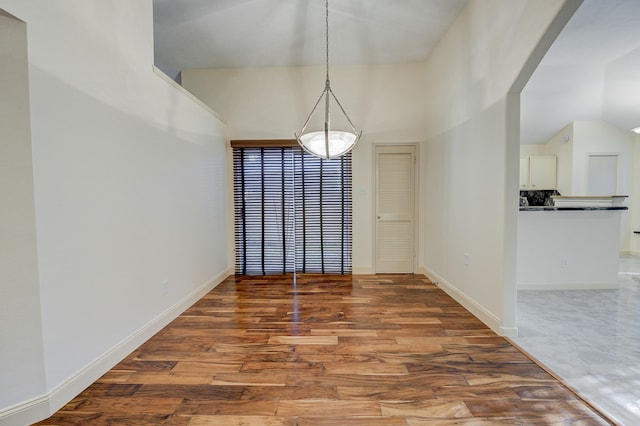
[35,274,611,425]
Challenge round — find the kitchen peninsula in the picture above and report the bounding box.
[517,196,628,290]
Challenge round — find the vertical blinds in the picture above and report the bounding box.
[233,147,352,275]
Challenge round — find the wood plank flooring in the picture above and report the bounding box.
[34,274,611,425]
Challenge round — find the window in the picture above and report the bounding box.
[233,145,352,275]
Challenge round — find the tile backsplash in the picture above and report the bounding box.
[520,189,560,206]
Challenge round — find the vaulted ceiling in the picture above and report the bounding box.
[521,0,640,144]
[153,0,640,145]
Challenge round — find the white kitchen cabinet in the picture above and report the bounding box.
[519,157,530,189]
[529,156,556,189]
[520,155,557,190]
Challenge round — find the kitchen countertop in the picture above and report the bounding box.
[519,206,628,211]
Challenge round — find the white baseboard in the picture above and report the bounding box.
[517,282,619,290]
[0,395,49,426]
[0,267,233,426]
[352,265,374,274]
[421,266,503,336]
[499,325,519,339]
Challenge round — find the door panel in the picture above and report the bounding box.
[588,154,618,195]
[375,145,415,273]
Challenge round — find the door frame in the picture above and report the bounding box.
[585,152,620,195]
[372,143,419,273]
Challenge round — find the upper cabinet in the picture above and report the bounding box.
[520,155,557,190]
[519,157,530,189]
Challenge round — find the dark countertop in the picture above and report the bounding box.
[519,206,628,211]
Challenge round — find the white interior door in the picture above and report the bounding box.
[587,154,618,195]
[375,145,415,273]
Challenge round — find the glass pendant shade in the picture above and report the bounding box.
[298,130,358,160]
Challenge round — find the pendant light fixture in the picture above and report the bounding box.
[295,0,362,160]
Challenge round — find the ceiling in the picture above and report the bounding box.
[153,0,640,145]
[522,0,640,144]
[153,0,468,74]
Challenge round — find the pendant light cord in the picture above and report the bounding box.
[325,0,330,85]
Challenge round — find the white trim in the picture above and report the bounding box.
[499,326,519,339]
[152,65,226,123]
[0,267,233,425]
[352,265,374,274]
[421,266,503,336]
[372,143,419,273]
[585,151,621,195]
[517,282,619,290]
[0,395,49,426]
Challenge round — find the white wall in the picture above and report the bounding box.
[520,144,547,156]
[573,120,634,251]
[540,122,574,195]
[518,210,622,289]
[525,120,633,251]
[632,134,640,254]
[421,0,580,336]
[183,63,428,273]
[0,1,230,423]
[0,10,47,415]
[523,122,634,200]
[571,120,633,196]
